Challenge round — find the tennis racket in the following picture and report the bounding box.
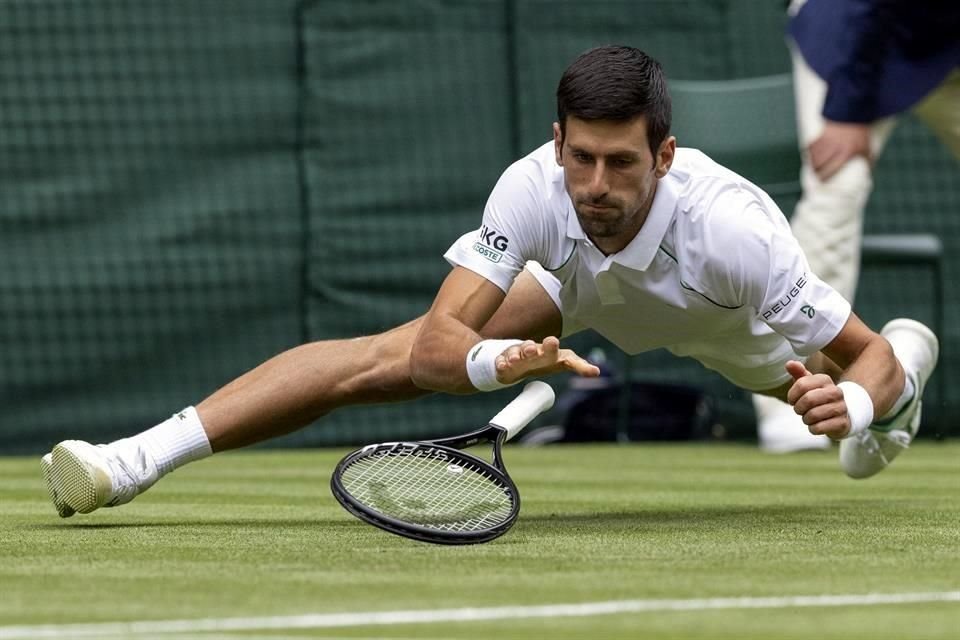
[330,380,556,545]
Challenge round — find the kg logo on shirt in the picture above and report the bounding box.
[473,224,509,263]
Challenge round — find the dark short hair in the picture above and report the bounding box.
[556,45,672,157]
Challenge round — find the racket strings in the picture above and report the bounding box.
[384,457,507,527]
[340,450,514,532]
[347,453,510,529]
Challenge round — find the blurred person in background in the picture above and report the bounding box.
[754,0,960,453]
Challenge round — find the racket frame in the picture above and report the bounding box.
[331,381,555,544]
[330,425,519,545]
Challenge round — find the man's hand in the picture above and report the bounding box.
[495,336,600,385]
[807,121,872,181]
[785,360,851,439]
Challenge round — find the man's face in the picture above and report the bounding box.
[554,115,674,254]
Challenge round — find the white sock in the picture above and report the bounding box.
[877,374,916,423]
[113,406,213,478]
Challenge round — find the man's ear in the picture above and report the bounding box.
[553,122,564,165]
[655,135,676,178]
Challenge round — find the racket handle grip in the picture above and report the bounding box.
[489,381,556,441]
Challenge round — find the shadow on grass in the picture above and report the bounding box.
[518,500,894,535]
[26,518,359,530]
[26,500,891,533]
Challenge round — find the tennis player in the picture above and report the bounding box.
[42,45,938,518]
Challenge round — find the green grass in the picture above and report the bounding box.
[2,442,959,639]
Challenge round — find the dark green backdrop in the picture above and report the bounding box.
[1,1,956,452]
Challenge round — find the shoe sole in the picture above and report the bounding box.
[41,454,75,518]
[880,318,939,385]
[840,319,937,479]
[879,317,938,439]
[50,442,113,514]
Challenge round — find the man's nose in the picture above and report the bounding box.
[587,163,610,198]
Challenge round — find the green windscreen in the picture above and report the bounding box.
[0,1,304,451]
[1,1,956,453]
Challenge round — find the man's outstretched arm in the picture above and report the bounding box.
[409,266,599,394]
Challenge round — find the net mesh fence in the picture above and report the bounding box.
[1,0,957,452]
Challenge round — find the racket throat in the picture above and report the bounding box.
[491,428,509,472]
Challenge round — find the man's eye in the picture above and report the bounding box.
[612,157,633,168]
[573,152,591,163]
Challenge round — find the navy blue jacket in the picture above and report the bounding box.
[789,0,960,122]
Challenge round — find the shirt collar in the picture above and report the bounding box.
[564,199,586,240]
[564,174,679,271]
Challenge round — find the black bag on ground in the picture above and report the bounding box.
[522,379,717,444]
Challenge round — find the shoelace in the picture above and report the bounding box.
[853,430,889,466]
[884,430,913,449]
[854,426,913,471]
[96,444,145,505]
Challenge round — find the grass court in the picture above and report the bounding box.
[2,442,959,639]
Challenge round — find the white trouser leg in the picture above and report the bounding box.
[788,44,897,302]
[755,40,895,452]
[754,392,831,453]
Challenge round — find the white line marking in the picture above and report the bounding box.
[126,636,424,640]
[2,592,958,638]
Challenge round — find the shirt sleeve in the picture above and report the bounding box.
[692,187,851,356]
[444,159,549,293]
[790,0,904,123]
[819,0,895,123]
[754,229,851,355]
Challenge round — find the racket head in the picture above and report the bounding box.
[330,437,519,545]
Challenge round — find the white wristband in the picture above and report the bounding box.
[465,339,524,392]
[837,381,875,437]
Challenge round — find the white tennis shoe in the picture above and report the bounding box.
[43,440,159,516]
[839,319,939,479]
[41,453,75,518]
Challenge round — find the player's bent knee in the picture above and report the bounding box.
[335,318,428,403]
[804,156,873,203]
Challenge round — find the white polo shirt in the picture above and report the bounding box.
[444,141,851,391]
